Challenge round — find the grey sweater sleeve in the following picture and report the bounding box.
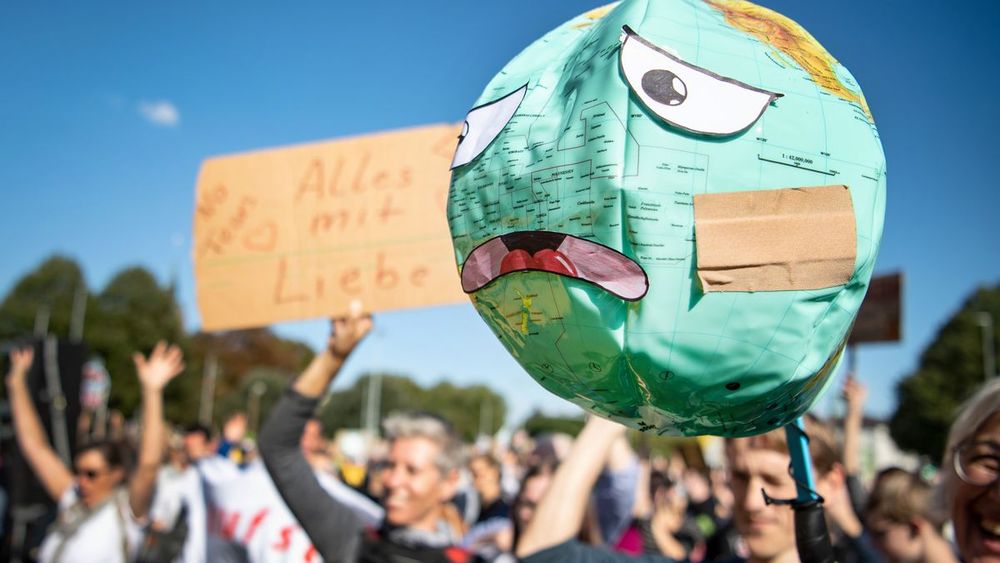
[259,388,364,563]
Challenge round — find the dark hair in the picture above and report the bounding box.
[76,439,129,470]
[512,461,560,548]
[865,467,937,527]
[184,423,213,441]
[649,469,676,497]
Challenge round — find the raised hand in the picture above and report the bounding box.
[326,301,373,361]
[842,376,867,416]
[133,341,185,392]
[6,346,35,386]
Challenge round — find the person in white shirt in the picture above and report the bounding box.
[204,415,383,562]
[150,439,208,563]
[5,342,184,563]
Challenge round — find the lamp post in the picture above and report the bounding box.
[976,312,996,382]
[248,381,268,435]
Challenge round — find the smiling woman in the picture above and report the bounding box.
[939,378,1000,563]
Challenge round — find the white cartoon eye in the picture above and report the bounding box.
[451,84,527,169]
[619,26,781,137]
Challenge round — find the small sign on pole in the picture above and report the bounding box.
[849,273,903,344]
[81,359,111,411]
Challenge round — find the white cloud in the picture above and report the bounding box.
[137,100,180,127]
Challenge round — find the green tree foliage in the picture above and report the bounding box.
[423,382,506,441]
[214,367,290,436]
[522,411,585,437]
[1,257,314,427]
[318,373,507,441]
[890,283,1000,461]
[186,329,314,425]
[87,267,186,416]
[2,258,513,437]
[0,255,87,339]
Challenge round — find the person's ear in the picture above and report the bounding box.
[909,516,932,537]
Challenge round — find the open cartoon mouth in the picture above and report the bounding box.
[460,231,648,300]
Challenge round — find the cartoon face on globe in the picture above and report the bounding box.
[447,0,885,436]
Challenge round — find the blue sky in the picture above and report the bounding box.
[2,0,998,427]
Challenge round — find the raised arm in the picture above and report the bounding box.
[842,376,866,476]
[5,346,74,501]
[129,341,185,519]
[841,375,868,518]
[259,308,372,563]
[516,415,625,557]
[292,308,373,398]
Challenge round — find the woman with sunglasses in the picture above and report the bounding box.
[939,378,1000,563]
[5,342,184,563]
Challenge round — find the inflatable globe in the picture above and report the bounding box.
[447,0,886,436]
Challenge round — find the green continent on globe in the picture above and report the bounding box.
[447,0,886,437]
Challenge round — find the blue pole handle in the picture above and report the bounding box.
[783,417,834,563]
[784,418,820,503]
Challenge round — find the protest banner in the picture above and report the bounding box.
[193,124,466,331]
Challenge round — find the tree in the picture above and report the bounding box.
[87,267,186,417]
[318,373,423,434]
[185,329,314,426]
[214,367,290,437]
[1,257,317,426]
[0,255,87,340]
[318,373,507,441]
[890,283,1000,461]
[422,382,506,440]
[522,411,585,437]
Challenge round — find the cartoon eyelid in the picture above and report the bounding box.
[463,83,530,119]
[620,25,782,99]
[619,25,783,137]
[451,84,529,169]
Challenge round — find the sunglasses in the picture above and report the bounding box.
[75,468,108,480]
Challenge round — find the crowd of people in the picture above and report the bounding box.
[3,311,999,562]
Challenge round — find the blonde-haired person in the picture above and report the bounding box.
[723,416,881,563]
[865,468,957,563]
[938,378,1000,563]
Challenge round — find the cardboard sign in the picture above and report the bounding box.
[849,272,903,343]
[193,124,467,331]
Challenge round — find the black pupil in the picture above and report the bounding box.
[641,69,686,106]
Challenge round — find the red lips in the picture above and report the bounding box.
[499,249,578,277]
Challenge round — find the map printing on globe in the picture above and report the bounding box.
[447,0,886,436]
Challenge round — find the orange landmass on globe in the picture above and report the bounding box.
[705,0,873,121]
[573,3,617,28]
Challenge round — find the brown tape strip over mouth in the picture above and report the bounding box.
[693,185,857,292]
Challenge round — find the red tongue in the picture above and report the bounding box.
[499,249,578,277]
[499,249,534,274]
[534,249,578,276]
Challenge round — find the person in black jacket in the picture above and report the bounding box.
[258,309,471,563]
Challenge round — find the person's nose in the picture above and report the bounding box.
[741,477,765,512]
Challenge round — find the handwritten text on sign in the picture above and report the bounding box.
[193,123,466,331]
